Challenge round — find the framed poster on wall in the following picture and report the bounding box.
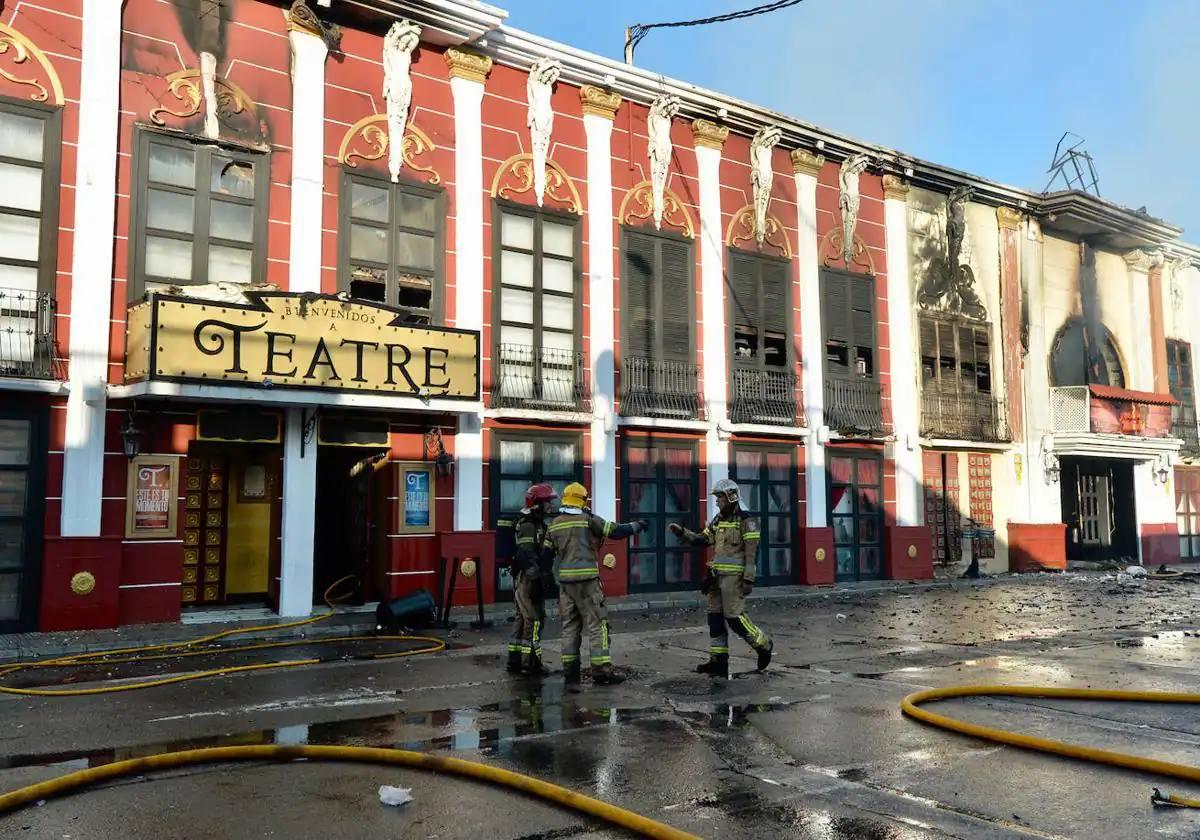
[125,455,180,538]
[396,462,435,534]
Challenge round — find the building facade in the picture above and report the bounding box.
[1,0,1197,632]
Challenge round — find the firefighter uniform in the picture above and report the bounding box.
[512,512,550,673]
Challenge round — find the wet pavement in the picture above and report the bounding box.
[2,573,1200,838]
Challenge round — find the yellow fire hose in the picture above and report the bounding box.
[902,685,1200,807]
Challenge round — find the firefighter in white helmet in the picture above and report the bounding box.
[671,478,773,679]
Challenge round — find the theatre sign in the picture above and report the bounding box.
[125,293,480,399]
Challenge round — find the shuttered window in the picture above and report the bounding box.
[728,251,790,371]
[919,316,992,396]
[1168,339,1198,453]
[622,229,694,362]
[821,270,875,380]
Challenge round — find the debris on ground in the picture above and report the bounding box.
[378,785,414,807]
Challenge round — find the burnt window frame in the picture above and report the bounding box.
[619,224,697,366]
[337,169,446,325]
[128,127,270,300]
[1167,338,1198,449]
[918,313,993,397]
[725,247,794,375]
[1049,316,1127,388]
[0,95,62,299]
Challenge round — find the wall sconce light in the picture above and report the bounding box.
[1155,456,1172,485]
[121,406,142,460]
[425,427,454,479]
[1042,452,1061,484]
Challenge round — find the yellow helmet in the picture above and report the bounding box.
[561,482,588,509]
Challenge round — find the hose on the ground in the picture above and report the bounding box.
[902,684,1200,808]
[0,743,701,839]
[0,576,445,696]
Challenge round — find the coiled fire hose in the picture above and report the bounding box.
[0,576,701,838]
[902,684,1200,807]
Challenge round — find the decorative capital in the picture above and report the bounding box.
[996,206,1022,231]
[579,85,621,120]
[444,46,492,83]
[691,118,729,151]
[881,174,909,201]
[287,0,341,48]
[790,148,824,177]
[1124,248,1162,272]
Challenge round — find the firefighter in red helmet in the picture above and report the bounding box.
[510,483,557,675]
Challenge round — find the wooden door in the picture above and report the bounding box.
[182,454,228,605]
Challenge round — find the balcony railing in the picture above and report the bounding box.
[0,287,55,379]
[1172,410,1200,457]
[921,391,1010,442]
[619,356,702,420]
[729,367,800,426]
[491,343,589,412]
[824,377,885,434]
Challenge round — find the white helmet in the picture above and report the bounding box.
[711,478,741,504]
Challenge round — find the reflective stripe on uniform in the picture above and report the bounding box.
[558,567,599,578]
[532,621,541,645]
[548,520,589,532]
[716,522,741,529]
[507,643,521,652]
[600,621,609,651]
[590,655,612,665]
[738,614,767,647]
[711,562,745,573]
[709,646,729,654]
[743,531,761,540]
[603,520,614,537]
[562,654,578,663]
[515,537,537,545]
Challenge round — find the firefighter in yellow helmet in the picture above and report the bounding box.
[545,482,646,686]
[671,478,773,679]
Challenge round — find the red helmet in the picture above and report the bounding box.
[524,483,558,509]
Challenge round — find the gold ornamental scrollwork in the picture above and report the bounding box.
[490,153,583,215]
[819,227,875,275]
[0,21,65,105]
[149,69,258,129]
[618,180,695,238]
[336,115,442,184]
[725,205,792,259]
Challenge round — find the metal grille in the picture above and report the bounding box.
[729,367,800,426]
[619,356,702,420]
[920,391,1011,442]
[0,287,55,379]
[491,343,589,412]
[1049,386,1090,432]
[824,378,885,434]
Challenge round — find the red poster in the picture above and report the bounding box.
[133,463,173,531]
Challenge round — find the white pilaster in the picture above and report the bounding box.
[793,152,826,527]
[279,408,316,616]
[287,29,328,294]
[1134,460,1175,565]
[61,0,123,536]
[1126,252,1155,392]
[695,139,728,494]
[583,108,617,520]
[882,177,921,526]
[1020,220,1061,523]
[446,58,489,530]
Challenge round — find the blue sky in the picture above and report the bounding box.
[498,0,1200,240]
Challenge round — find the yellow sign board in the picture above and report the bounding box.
[126,293,480,399]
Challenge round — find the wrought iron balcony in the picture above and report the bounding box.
[824,377,885,434]
[921,391,1011,442]
[0,287,55,379]
[1171,410,1199,457]
[491,343,589,412]
[729,367,800,426]
[620,356,703,420]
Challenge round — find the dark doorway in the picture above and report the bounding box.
[623,437,701,593]
[1060,458,1137,563]
[730,445,796,585]
[827,450,885,582]
[0,408,46,633]
[314,446,389,604]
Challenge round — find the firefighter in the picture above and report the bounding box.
[545,482,646,686]
[511,483,557,676]
[670,478,773,679]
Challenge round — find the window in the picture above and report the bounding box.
[1177,467,1200,560]
[919,316,992,395]
[1050,317,1125,388]
[489,432,582,598]
[1167,340,1198,453]
[821,269,875,380]
[623,228,694,364]
[623,438,700,592]
[493,206,581,408]
[340,173,445,324]
[730,445,795,585]
[131,131,267,296]
[0,101,60,378]
[727,250,790,372]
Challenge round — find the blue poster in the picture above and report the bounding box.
[404,470,431,528]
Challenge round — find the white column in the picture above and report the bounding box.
[792,150,827,527]
[286,26,329,294]
[1020,219,1061,523]
[1125,250,1155,392]
[693,122,729,496]
[1134,460,1175,565]
[61,0,123,536]
[279,408,316,616]
[581,91,619,520]
[445,49,491,530]
[882,176,921,526]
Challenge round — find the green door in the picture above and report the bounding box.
[730,445,796,585]
[827,451,884,582]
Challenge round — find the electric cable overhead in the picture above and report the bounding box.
[625,0,806,63]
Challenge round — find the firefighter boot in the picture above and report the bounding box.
[506,649,523,674]
[757,640,773,672]
[592,664,625,685]
[695,654,729,679]
[523,652,550,677]
[563,659,581,686]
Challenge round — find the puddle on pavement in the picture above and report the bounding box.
[684,786,928,838]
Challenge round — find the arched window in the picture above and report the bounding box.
[1050,317,1125,388]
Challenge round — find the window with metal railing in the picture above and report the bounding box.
[728,250,796,425]
[1167,339,1199,455]
[918,314,1009,441]
[821,269,882,432]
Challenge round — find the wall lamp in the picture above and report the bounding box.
[121,405,142,460]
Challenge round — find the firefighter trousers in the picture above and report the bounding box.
[705,574,770,656]
[511,571,546,665]
[558,578,611,667]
